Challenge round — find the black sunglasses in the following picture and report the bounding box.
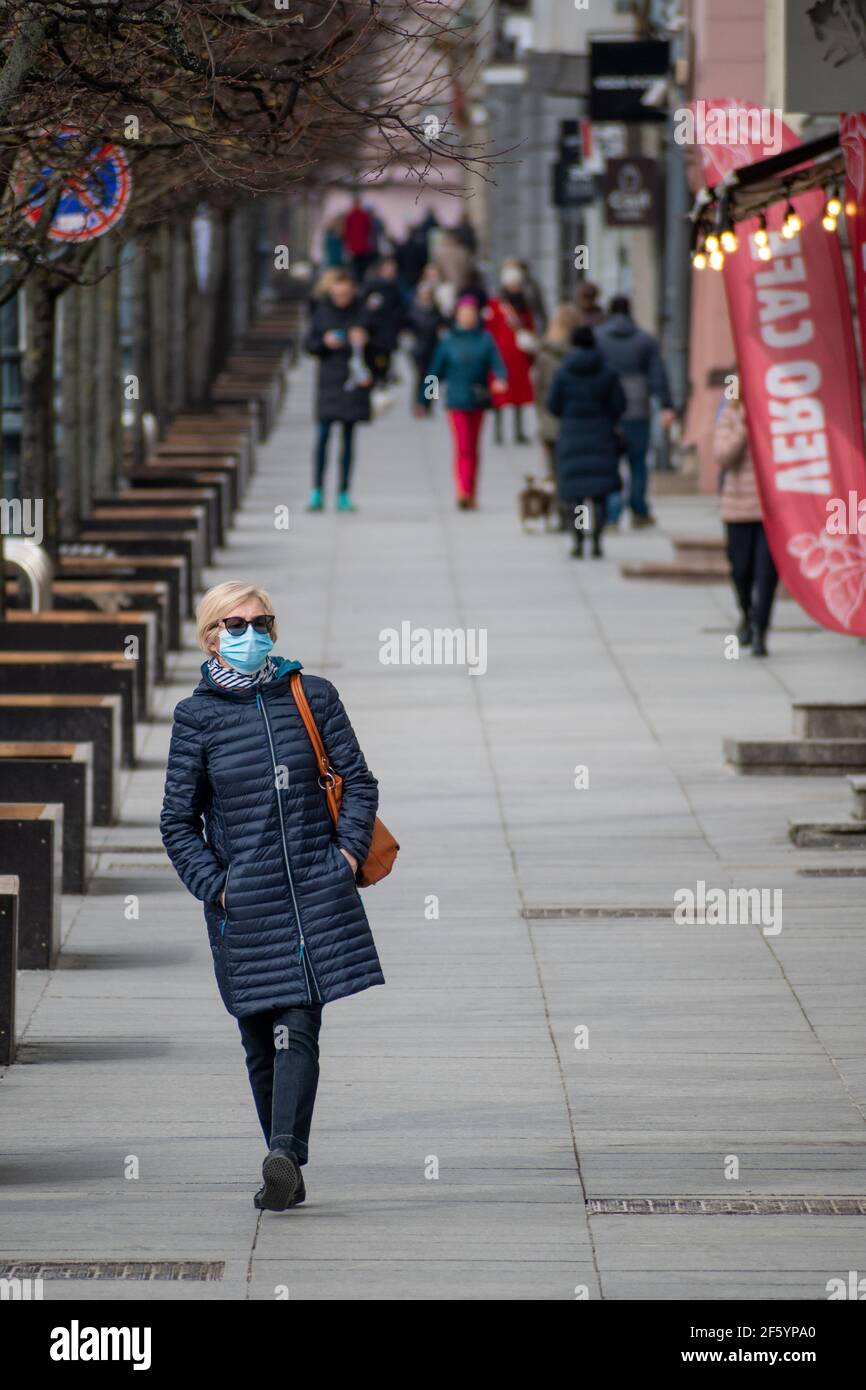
[220,614,275,636]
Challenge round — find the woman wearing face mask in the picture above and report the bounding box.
[160,580,384,1211]
[483,259,538,446]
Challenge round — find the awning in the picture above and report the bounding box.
[688,130,844,258]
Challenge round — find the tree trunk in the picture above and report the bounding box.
[77,281,97,521]
[59,287,81,538]
[132,238,154,467]
[21,270,59,558]
[149,225,170,435]
[95,236,121,493]
[190,210,229,406]
[169,220,188,414]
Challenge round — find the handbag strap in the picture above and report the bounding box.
[289,672,337,796]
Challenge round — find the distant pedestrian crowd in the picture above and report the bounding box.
[303,195,676,549]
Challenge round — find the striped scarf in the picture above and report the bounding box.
[207,654,278,691]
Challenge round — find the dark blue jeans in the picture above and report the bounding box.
[314,420,355,492]
[237,1005,323,1165]
[607,418,651,522]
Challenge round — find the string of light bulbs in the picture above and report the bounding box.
[690,183,845,272]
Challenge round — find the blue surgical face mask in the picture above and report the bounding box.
[218,625,274,674]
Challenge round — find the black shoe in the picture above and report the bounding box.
[257,1148,301,1211]
[751,629,768,657]
[254,1170,305,1211]
[591,535,603,558]
[571,538,584,558]
[737,620,753,647]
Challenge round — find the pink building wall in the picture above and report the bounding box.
[683,0,767,491]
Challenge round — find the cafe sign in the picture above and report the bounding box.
[602,157,658,227]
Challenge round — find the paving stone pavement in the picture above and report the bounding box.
[3,359,866,1301]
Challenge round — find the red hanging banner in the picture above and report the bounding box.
[697,100,866,634]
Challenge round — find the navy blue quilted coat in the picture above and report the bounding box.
[160,656,385,1018]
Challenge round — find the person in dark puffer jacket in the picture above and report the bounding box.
[305,269,378,513]
[547,326,627,558]
[160,579,385,1212]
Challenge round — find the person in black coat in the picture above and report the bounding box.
[362,255,406,385]
[547,326,627,557]
[304,271,377,512]
[405,281,446,417]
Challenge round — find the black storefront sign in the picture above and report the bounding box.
[602,157,658,227]
[551,160,597,209]
[589,40,670,124]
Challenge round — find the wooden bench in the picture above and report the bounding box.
[58,552,188,626]
[0,875,18,1065]
[155,443,250,496]
[133,457,242,512]
[0,743,92,893]
[93,487,224,550]
[209,378,278,439]
[0,653,137,763]
[0,694,121,817]
[74,531,201,605]
[41,580,173,652]
[0,804,62,968]
[0,610,160,690]
[121,469,232,541]
[86,505,212,569]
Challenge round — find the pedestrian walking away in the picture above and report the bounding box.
[714,394,778,657]
[595,295,676,527]
[485,259,538,445]
[430,295,507,508]
[160,581,385,1212]
[304,269,377,512]
[406,280,446,417]
[574,280,605,329]
[322,214,345,269]
[532,304,581,485]
[363,254,406,387]
[547,326,627,558]
[343,195,377,283]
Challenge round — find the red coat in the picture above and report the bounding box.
[484,297,536,406]
[343,206,373,256]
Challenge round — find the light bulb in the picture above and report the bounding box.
[705,232,720,254]
[781,219,797,240]
[692,250,707,270]
[720,228,738,253]
[783,203,802,233]
[757,243,772,261]
[822,213,837,232]
[709,249,725,271]
[826,192,842,218]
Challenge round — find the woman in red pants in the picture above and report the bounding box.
[430,297,507,509]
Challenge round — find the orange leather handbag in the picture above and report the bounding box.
[290,672,399,887]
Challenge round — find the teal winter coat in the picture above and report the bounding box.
[429,327,505,411]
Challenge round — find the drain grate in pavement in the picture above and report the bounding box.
[588,1197,866,1216]
[522,906,672,920]
[797,867,866,878]
[0,1260,224,1281]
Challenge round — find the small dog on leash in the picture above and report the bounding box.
[518,475,557,531]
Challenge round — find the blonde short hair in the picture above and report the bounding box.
[196,581,278,655]
[545,304,580,346]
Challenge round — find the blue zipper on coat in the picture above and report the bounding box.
[256,690,322,1004]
